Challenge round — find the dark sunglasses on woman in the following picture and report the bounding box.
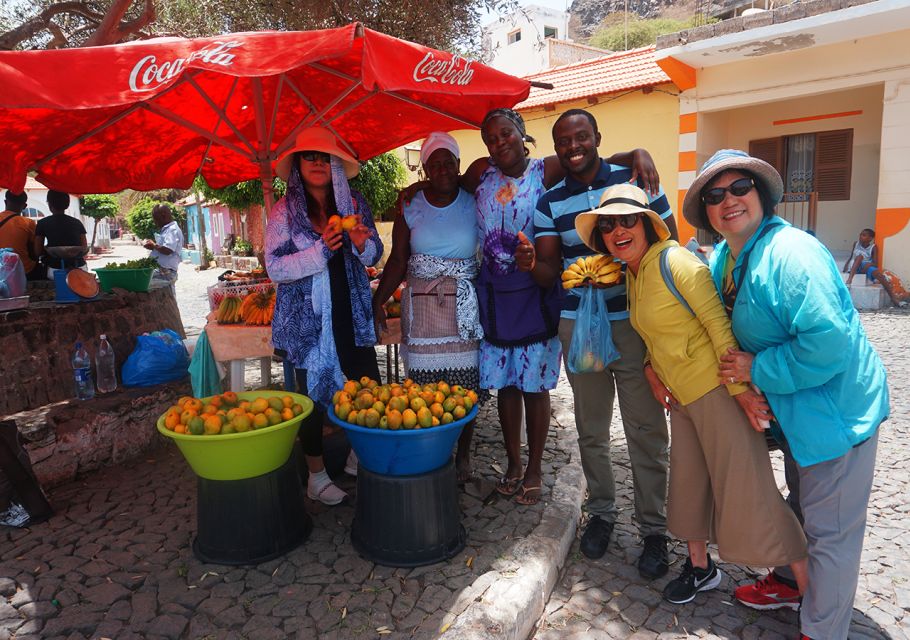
[300,150,331,163]
[701,177,755,205]
[597,213,640,234]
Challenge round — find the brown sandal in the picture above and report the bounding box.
[496,476,522,497]
[514,484,541,506]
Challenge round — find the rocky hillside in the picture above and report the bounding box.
[568,0,697,39]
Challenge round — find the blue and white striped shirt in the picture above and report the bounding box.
[534,160,673,320]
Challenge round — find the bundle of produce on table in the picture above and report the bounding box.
[101,256,158,270]
[561,256,622,289]
[161,392,305,435]
[332,377,478,430]
[220,268,267,281]
[214,288,276,325]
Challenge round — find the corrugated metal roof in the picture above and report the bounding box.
[516,45,672,110]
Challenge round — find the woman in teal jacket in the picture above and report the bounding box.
[682,149,889,640]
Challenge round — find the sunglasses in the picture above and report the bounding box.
[701,177,755,205]
[597,213,640,234]
[300,150,331,163]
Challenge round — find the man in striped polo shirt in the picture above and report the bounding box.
[518,109,677,579]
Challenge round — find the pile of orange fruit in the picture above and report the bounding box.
[332,377,478,430]
[162,392,305,436]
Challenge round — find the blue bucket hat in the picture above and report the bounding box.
[682,149,783,230]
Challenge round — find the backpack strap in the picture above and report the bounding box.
[659,246,694,317]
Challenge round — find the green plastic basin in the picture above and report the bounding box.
[157,391,313,481]
[95,267,154,293]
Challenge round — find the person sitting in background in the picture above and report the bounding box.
[143,204,183,296]
[372,132,487,483]
[843,228,908,308]
[34,190,87,278]
[0,190,40,280]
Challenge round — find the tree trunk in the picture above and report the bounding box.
[194,191,209,271]
[89,219,99,255]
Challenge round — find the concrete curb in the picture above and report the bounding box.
[441,402,585,639]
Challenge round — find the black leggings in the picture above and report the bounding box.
[293,250,380,457]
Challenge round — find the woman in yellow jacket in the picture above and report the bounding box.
[575,183,808,606]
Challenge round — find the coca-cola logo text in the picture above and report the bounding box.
[412,52,474,86]
[129,41,242,93]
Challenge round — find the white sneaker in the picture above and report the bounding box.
[344,449,358,476]
[307,480,347,506]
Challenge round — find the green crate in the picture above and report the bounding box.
[94,267,154,293]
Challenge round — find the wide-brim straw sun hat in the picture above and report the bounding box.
[275,127,360,180]
[682,149,784,230]
[575,183,671,252]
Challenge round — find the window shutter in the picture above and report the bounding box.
[748,137,784,177]
[814,129,852,201]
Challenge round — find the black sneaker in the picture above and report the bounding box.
[638,534,669,580]
[579,515,614,559]
[662,555,723,604]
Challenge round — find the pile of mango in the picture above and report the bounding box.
[162,393,305,435]
[333,377,478,430]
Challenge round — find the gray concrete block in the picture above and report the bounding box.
[687,23,717,43]
[774,2,808,23]
[743,11,774,29]
[715,16,744,36]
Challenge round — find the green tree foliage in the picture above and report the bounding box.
[589,14,709,51]
[2,0,517,54]
[81,194,119,220]
[350,153,407,220]
[193,176,285,211]
[125,198,185,240]
[81,193,120,251]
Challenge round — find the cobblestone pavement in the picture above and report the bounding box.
[531,310,910,640]
[2,247,905,639]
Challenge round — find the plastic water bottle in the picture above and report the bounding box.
[72,342,95,400]
[95,335,117,394]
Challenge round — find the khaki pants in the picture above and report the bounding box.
[668,386,807,567]
[559,317,669,535]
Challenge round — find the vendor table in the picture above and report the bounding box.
[203,311,273,392]
[203,313,403,390]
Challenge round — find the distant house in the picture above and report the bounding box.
[655,0,910,279]
[483,4,578,77]
[21,176,110,250]
[178,194,235,265]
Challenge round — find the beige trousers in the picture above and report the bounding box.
[668,385,807,567]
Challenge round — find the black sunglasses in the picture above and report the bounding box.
[597,213,640,234]
[300,150,331,163]
[701,177,755,205]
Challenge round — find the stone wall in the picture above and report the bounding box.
[0,286,185,416]
[5,379,191,488]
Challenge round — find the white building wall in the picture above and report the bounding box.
[484,5,570,76]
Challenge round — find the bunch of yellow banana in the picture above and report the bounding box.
[561,255,622,289]
[215,296,243,324]
[241,290,276,326]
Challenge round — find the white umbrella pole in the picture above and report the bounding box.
[258,161,274,271]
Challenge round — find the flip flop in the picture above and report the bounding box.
[495,475,522,497]
[514,484,542,506]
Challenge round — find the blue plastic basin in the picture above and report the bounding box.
[327,405,479,476]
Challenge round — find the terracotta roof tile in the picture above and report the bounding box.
[516,45,672,110]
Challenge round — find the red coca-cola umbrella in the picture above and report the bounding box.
[0,23,532,211]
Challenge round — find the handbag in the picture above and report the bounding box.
[476,265,563,347]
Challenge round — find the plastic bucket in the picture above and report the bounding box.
[351,458,465,567]
[95,267,154,293]
[327,404,478,476]
[193,451,312,565]
[157,391,313,481]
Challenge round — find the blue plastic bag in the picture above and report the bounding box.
[122,329,190,387]
[567,287,620,374]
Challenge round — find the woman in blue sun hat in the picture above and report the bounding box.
[682,148,889,640]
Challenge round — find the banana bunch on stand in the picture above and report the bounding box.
[240,290,276,326]
[215,296,243,324]
[561,256,622,289]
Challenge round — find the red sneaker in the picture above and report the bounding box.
[734,573,801,611]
